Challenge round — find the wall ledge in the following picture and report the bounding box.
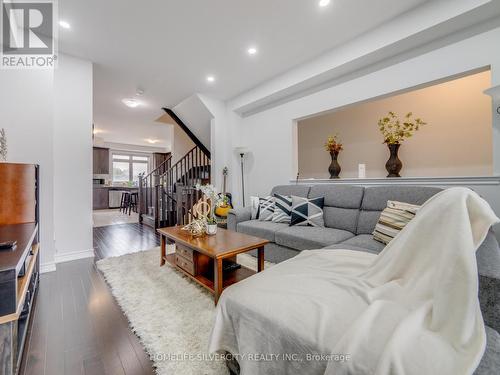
[290,176,500,186]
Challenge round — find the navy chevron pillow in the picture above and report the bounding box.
[272,194,292,224]
[290,196,325,227]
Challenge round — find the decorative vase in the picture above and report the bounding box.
[206,223,218,235]
[385,143,403,177]
[328,151,341,179]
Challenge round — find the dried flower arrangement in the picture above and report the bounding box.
[378,111,427,144]
[182,184,223,236]
[324,135,343,153]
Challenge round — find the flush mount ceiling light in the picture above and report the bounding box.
[247,47,258,55]
[206,75,215,83]
[319,0,330,7]
[59,20,71,29]
[145,139,160,144]
[122,98,140,108]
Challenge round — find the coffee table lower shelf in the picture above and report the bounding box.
[162,254,256,294]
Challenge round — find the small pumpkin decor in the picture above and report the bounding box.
[324,135,343,179]
[378,112,427,177]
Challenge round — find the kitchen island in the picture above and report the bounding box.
[93,186,139,210]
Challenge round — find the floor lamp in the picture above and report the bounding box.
[234,147,250,207]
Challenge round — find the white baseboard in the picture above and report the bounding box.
[41,262,56,274]
[55,248,95,264]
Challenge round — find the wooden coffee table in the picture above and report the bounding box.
[157,226,269,304]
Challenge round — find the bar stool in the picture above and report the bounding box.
[128,192,139,215]
[119,191,130,213]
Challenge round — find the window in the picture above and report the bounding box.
[112,152,150,184]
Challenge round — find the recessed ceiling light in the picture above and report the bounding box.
[247,47,258,55]
[122,98,140,108]
[59,20,71,29]
[206,75,215,83]
[319,0,330,7]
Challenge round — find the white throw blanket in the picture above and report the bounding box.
[209,188,499,375]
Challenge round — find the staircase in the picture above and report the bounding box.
[139,145,211,229]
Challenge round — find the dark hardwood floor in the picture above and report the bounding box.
[21,223,160,375]
[93,223,160,260]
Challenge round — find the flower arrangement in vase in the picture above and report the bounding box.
[196,183,221,235]
[378,112,427,177]
[324,135,343,179]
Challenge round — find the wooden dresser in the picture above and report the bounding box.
[0,163,40,375]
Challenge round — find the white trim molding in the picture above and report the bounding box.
[41,262,56,274]
[55,248,95,264]
[291,176,500,186]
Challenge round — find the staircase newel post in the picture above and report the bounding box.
[176,183,184,225]
[154,173,160,228]
[138,173,144,223]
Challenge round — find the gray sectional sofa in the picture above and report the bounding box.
[228,184,500,374]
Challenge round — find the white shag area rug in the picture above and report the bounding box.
[96,248,273,375]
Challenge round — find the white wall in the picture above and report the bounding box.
[172,123,195,165]
[173,94,212,152]
[54,54,94,263]
[231,27,500,197]
[0,69,56,271]
[0,54,94,272]
[198,95,231,192]
[224,27,500,229]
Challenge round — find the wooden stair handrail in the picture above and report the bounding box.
[143,154,172,181]
[162,108,211,159]
[139,145,211,228]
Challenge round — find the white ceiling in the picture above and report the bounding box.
[58,0,430,146]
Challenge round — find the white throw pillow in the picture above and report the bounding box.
[250,196,260,219]
[373,200,420,244]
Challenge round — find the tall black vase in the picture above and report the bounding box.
[385,143,402,177]
[328,151,341,179]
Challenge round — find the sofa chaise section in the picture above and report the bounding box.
[236,220,288,242]
[225,184,500,374]
[325,234,385,254]
[275,226,353,250]
[229,184,500,334]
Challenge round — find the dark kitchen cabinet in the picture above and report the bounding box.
[93,187,109,209]
[93,147,110,174]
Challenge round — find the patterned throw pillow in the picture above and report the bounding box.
[373,200,420,244]
[290,196,325,227]
[272,194,292,224]
[258,196,275,221]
